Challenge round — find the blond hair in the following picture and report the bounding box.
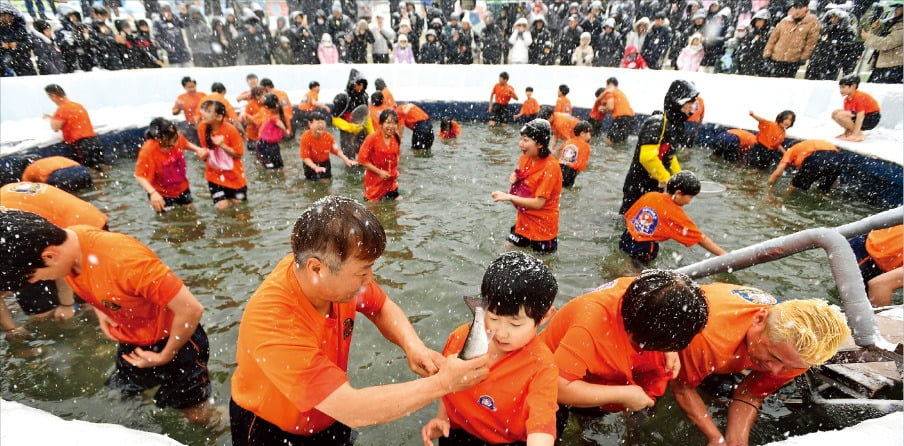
[766,299,850,366]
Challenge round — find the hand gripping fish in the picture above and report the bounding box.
[458,296,492,360]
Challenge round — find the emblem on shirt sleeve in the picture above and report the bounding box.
[631,207,659,235]
[11,183,42,194]
[477,395,497,411]
[343,318,354,339]
[730,288,778,305]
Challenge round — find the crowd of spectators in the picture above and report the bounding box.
[0,0,901,83]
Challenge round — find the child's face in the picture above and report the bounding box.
[183,81,197,93]
[200,106,221,125]
[485,308,539,354]
[499,76,508,85]
[157,132,179,149]
[380,116,399,135]
[672,191,694,206]
[310,118,326,135]
[839,84,855,97]
[525,90,533,97]
[779,116,794,129]
[519,135,540,157]
[579,130,591,142]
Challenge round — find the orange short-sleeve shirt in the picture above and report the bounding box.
[781,139,838,168]
[357,132,401,201]
[134,134,190,198]
[678,283,806,398]
[728,129,758,150]
[551,113,579,140]
[492,83,516,105]
[231,254,387,435]
[53,99,96,144]
[395,103,429,130]
[198,121,246,190]
[513,155,562,241]
[625,192,705,247]
[300,129,337,163]
[21,156,81,183]
[520,97,541,117]
[756,121,786,150]
[866,225,903,272]
[604,88,635,118]
[588,95,606,120]
[298,89,320,112]
[243,99,264,141]
[555,96,572,115]
[66,226,185,346]
[558,136,591,172]
[844,90,880,114]
[381,87,396,108]
[438,120,462,139]
[441,324,559,443]
[540,277,673,411]
[173,91,206,125]
[1,182,107,229]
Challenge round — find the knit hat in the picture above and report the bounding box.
[520,119,551,149]
[604,17,616,28]
[580,31,591,40]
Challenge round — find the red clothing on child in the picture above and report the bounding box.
[134,134,190,198]
[357,132,401,200]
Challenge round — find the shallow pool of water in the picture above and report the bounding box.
[0,122,890,445]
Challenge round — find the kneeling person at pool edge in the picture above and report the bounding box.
[423,251,559,446]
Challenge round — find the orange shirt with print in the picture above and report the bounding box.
[381,87,396,108]
[395,103,429,130]
[53,98,96,144]
[558,136,591,172]
[231,254,387,435]
[298,89,320,111]
[441,324,559,444]
[588,94,606,120]
[300,129,337,163]
[66,225,185,346]
[625,192,706,246]
[687,97,705,123]
[492,83,516,105]
[678,283,806,398]
[728,129,757,151]
[520,97,541,117]
[604,89,635,118]
[134,134,190,198]
[540,277,673,410]
[1,182,107,229]
[844,90,880,114]
[198,121,246,190]
[357,132,401,201]
[756,121,786,150]
[173,91,206,125]
[781,139,838,168]
[513,155,562,241]
[438,120,462,139]
[866,225,903,272]
[198,93,238,122]
[21,156,81,183]
[555,96,572,115]
[551,112,579,140]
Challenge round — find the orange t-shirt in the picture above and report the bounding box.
[866,225,904,272]
[270,89,295,132]
[555,96,572,115]
[756,121,785,150]
[381,87,396,108]
[300,129,337,163]
[231,254,386,435]
[357,132,401,201]
[588,94,606,120]
[551,113,579,141]
[513,155,562,241]
[781,139,838,168]
[198,121,246,190]
[173,91,206,125]
[369,104,393,134]
[21,156,81,183]
[395,103,429,130]
[438,120,462,139]
[198,93,238,122]
[492,83,516,105]
[1,182,107,229]
[728,129,757,151]
[625,192,705,246]
[243,99,264,141]
[539,277,672,410]
[558,136,591,172]
[441,324,559,443]
[134,134,190,198]
[53,98,96,144]
[604,89,635,118]
[519,97,541,116]
[66,225,185,346]
[844,90,880,114]
[687,97,705,123]
[298,89,320,112]
[678,283,806,398]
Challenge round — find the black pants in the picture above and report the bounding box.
[71,136,106,167]
[560,164,578,188]
[411,120,434,150]
[229,399,355,446]
[608,115,635,143]
[745,143,782,170]
[439,429,525,446]
[769,60,800,78]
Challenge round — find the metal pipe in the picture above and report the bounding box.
[835,207,903,239]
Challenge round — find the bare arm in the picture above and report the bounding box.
[121,286,204,368]
[672,380,726,445]
[767,161,789,185]
[557,376,654,410]
[49,118,64,132]
[366,298,443,376]
[867,266,904,307]
[699,237,727,256]
[748,110,766,123]
[527,433,555,446]
[490,192,547,210]
[135,174,166,212]
[724,380,765,446]
[851,111,866,134]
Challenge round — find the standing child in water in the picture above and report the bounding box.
[134,117,208,213]
[746,109,795,169]
[422,251,559,446]
[554,84,572,115]
[558,121,592,188]
[358,109,402,201]
[254,93,288,169]
[514,86,540,124]
[488,71,518,127]
[300,112,357,181]
[491,118,563,254]
[198,100,247,210]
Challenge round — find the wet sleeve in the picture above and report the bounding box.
[355,281,387,316]
[356,136,374,164]
[121,238,185,307]
[133,144,155,182]
[525,362,560,436]
[533,162,561,200]
[553,326,595,381]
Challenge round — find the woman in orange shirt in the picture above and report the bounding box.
[357,110,402,201]
[491,118,563,253]
[134,118,208,213]
[746,109,795,169]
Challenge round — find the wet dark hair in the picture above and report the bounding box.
[250,86,266,100]
[379,108,399,125]
[666,171,701,195]
[621,270,708,351]
[440,117,453,132]
[210,82,226,93]
[573,120,592,136]
[525,86,534,92]
[482,251,557,325]
[309,111,326,122]
[838,74,860,87]
[145,117,178,141]
[371,91,384,106]
[44,84,65,97]
[776,110,796,127]
[521,118,551,157]
[0,210,67,291]
[537,105,554,120]
[499,71,509,80]
[262,93,288,128]
[181,76,195,87]
[260,78,274,88]
[309,81,320,89]
[558,84,570,96]
[291,196,386,271]
[246,73,258,81]
[201,100,226,117]
[595,87,605,97]
[606,77,619,87]
[374,78,386,90]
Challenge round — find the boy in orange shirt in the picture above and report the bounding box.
[558,120,592,187]
[514,86,540,123]
[171,76,205,144]
[488,71,518,127]
[587,87,606,137]
[374,78,396,108]
[0,209,214,424]
[746,109,795,169]
[849,224,903,307]
[539,106,580,155]
[43,84,105,167]
[300,112,357,181]
[134,118,208,213]
[621,171,726,265]
[832,75,882,142]
[602,77,636,145]
[767,139,841,192]
[554,84,572,115]
[21,156,92,191]
[198,100,248,210]
[396,102,434,151]
[422,251,559,446]
[711,128,757,163]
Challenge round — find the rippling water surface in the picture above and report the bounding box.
[0,122,888,445]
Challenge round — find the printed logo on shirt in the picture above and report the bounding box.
[477,395,497,411]
[10,182,42,195]
[591,280,617,292]
[730,288,777,305]
[343,318,354,339]
[631,207,659,236]
[102,299,122,311]
[561,144,578,163]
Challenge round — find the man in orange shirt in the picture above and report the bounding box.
[558,120,592,187]
[395,102,433,151]
[540,270,708,436]
[21,155,92,191]
[514,86,540,124]
[43,84,105,167]
[849,225,903,307]
[767,139,841,192]
[554,84,572,115]
[488,71,518,127]
[230,196,489,445]
[832,75,882,142]
[300,112,357,181]
[261,78,294,137]
[171,76,205,144]
[0,209,214,424]
[602,77,636,145]
[673,285,848,446]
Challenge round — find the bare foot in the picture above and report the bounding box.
[848,133,865,142]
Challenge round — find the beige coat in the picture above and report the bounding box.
[865,20,903,69]
[763,13,820,63]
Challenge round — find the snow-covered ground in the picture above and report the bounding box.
[765,412,903,445]
[1,64,902,165]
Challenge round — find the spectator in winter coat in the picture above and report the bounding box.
[31,20,65,74]
[272,36,294,64]
[211,17,237,66]
[621,44,649,68]
[419,29,443,63]
[508,17,532,64]
[481,14,506,64]
[735,10,771,76]
[317,32,339,63]
[154,2,191,66]
[0,2,36,76]
[295,25,318,64]
[677,32,705,71]
[347,19,373,63]
[597,18,624,67]
[186,6,215,67]
[763,0,821,78]
[370,15,395,63]
[308,9,328,44]
[392,33,416,63]
[701,4,732,69]
[670,9,705,68]
[113,19,142,69]
[133,19,164,68]
[860,2,902,84]
[327,1,353,39]
[806,8,858,80]
[239,16,271,65]
[625,16,651,54]
[572,31,594,65]
[642,12,671,69]
[89,15,125,71]
[528,18,551,64]
[557,14,583,65]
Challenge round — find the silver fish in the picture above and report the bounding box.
[459,295,490,360]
